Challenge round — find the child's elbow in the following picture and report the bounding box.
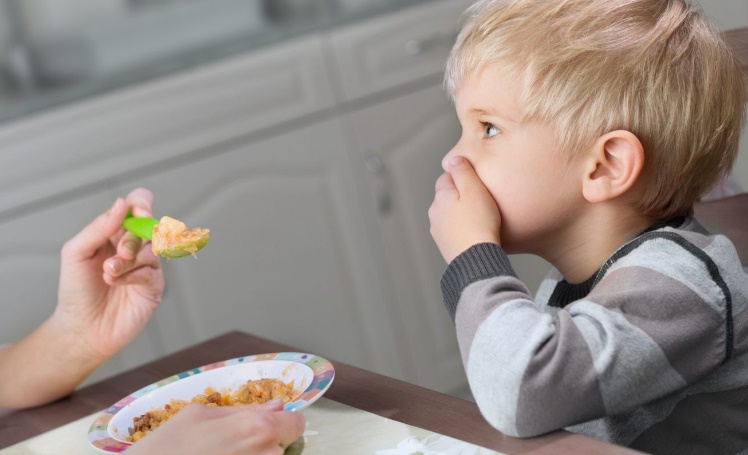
[474,405,522,438]
[479,411,554,439]
[475,395,565,438]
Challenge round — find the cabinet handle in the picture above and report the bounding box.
[365,154,391,216]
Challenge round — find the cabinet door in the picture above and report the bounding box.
[0,190,166,385]
[0,35,335,216]
[342,82,470,395]
[115,118,410,380]
[327,0,473,101]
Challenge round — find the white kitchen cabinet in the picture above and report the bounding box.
[113,118,410,381]
[325,0,473,396]
[0,33,341,383]
[340,82,468,395]
[0,0,478,395]
[327,0,472,101]
[0,35,335,216]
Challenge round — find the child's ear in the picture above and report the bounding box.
[582,130,644,203]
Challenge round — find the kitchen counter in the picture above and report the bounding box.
[0,0,434,125]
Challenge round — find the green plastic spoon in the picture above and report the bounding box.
[122,211,210,258]
[122,214,159,240]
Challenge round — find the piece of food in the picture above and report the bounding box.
[151,216,210,258]
[126,378,296,442]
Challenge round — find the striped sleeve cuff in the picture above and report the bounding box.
[440,242,517,321]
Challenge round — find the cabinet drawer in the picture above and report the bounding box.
[0,35,335,216]
[326,0,472,101]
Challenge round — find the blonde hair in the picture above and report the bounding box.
[446,0,747,220]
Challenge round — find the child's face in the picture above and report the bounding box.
[444,64,586,255]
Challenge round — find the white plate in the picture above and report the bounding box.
[87,352,334,453]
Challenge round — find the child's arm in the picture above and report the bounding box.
[443,238,735,438]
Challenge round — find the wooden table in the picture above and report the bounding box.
[0,331,640,454]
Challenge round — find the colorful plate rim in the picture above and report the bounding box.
[86,352,335,453]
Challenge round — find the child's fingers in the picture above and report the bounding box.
[434,172,457,193]
[446,156,482,194]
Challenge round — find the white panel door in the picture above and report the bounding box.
[342,82,470,395]
[115,118,411,381]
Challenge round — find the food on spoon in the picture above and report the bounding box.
[151,216,210,258]
[126,378,296,442]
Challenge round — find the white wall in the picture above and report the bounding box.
[695,0,748,31]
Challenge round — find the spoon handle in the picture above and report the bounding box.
[122,213,158,240]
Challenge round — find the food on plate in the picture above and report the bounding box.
[126,378,296,442]
[151,216,210,258]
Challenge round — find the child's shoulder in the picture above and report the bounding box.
[594,216,747,314]
[603,217,742,277]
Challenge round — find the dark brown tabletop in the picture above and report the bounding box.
[0,331,640,454]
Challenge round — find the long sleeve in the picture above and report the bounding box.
[441,231,745,440]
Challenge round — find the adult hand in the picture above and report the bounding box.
[0,189,165,409]
[429,156,502,263]
[54,188,165,364]
[125,400,306,455]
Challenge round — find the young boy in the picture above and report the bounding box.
[428,0,748,453]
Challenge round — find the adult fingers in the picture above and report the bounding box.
[251,399,285,412]
[104,242,160,281]
[183,400,285,418]
[114,232,143,262]
[125,188,154,218]
[115,188,155,261]
[102,263,162,287]
[204,403,305,448]
[264,410,306,448]
[62,198,128,261]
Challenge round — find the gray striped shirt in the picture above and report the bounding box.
[441,217,748,454]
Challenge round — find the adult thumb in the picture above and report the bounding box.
[65,198,128,259]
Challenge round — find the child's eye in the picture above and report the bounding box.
[482,122,501,138]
